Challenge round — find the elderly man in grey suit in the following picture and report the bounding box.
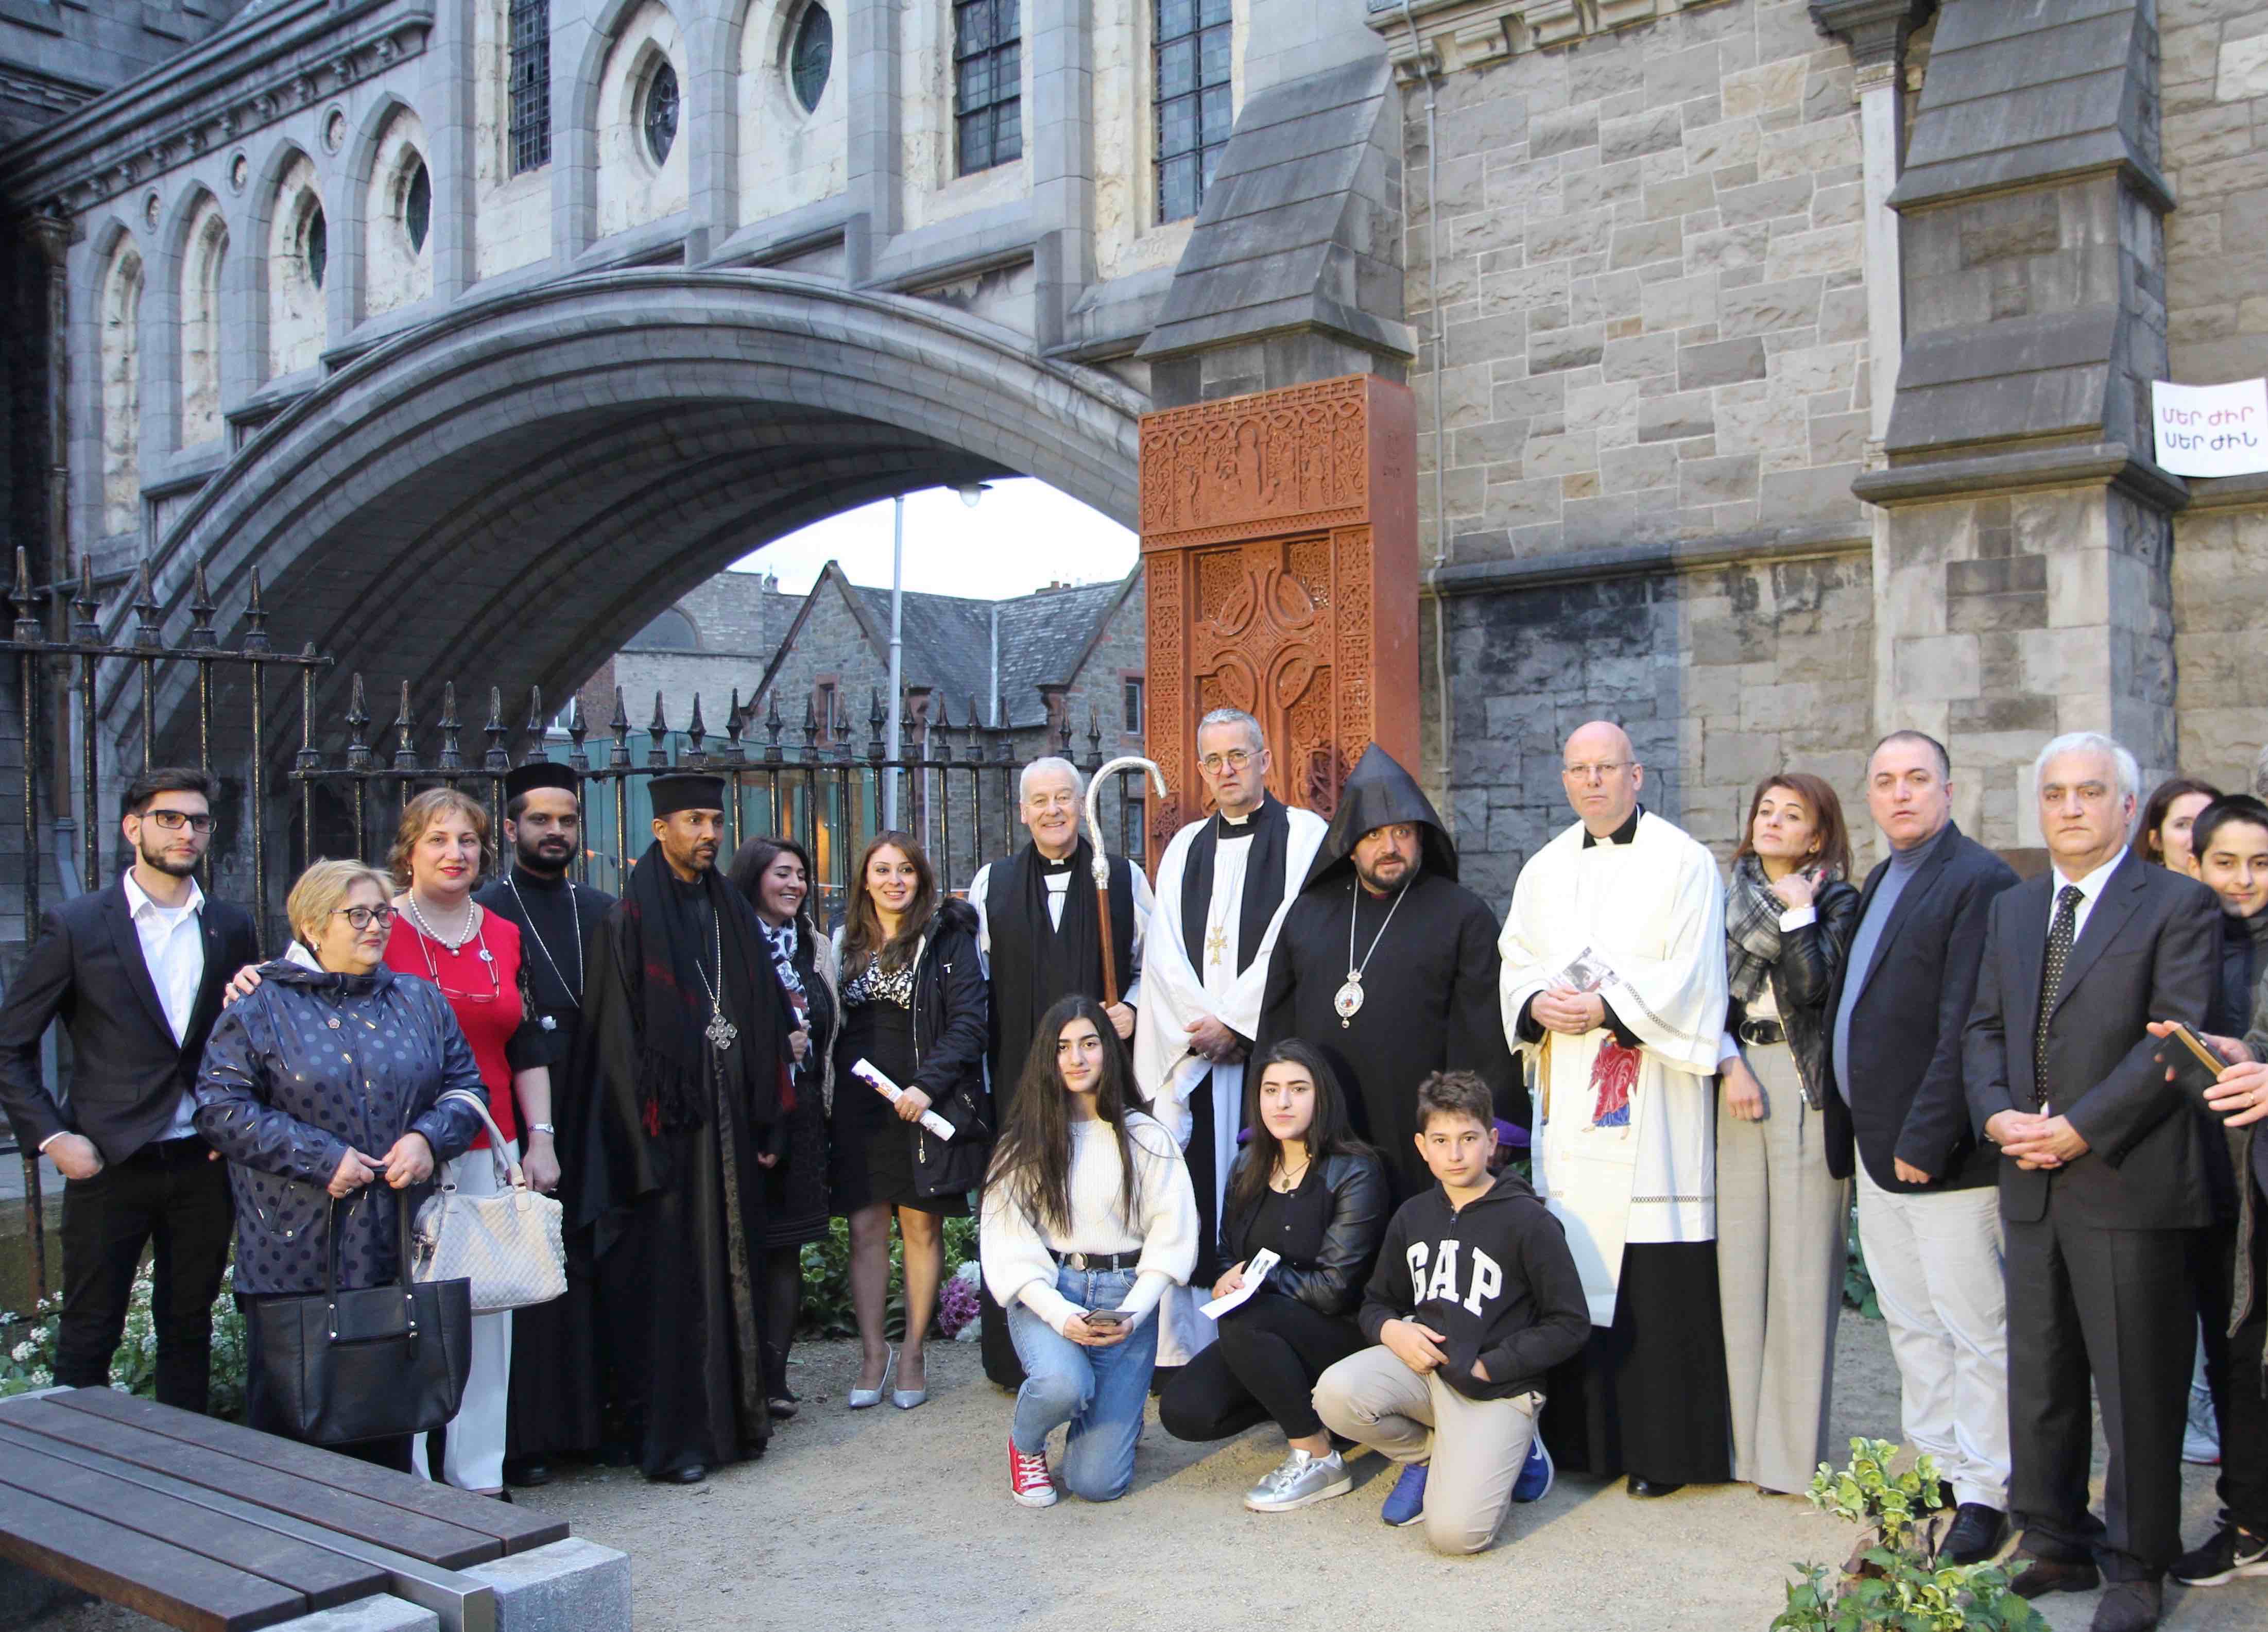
[1964,732,2221,1632]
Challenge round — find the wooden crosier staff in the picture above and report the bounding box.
[1082,755,1169,1006]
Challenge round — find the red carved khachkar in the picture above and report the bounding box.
[1139,373,1420,864]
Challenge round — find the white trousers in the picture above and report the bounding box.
[1854,1165,2009,1508]
[412,1137,514,1493]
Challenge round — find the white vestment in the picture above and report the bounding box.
[1498,812,1728,1326]
[1135,802,1327,1364]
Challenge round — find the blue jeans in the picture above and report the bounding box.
[1006,1265,1158,1502]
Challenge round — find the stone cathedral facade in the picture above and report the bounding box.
[0,0,2262,926]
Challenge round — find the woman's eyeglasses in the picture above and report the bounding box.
[332,905,397,931]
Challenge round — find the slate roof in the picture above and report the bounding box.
[753,562,1138,732]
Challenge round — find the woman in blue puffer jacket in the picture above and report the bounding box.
[196,858,485,1467]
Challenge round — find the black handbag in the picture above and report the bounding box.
[248,1189,473,1446]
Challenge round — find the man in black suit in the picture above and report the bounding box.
[0,768,260,1412]
[1823,730,2019,1562]
[1965,732,2220,1632]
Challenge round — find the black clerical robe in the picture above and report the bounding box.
[1257,870,1522,1198]
[474,865,614,1464]
[569,862,786,1479]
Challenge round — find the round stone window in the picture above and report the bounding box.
[323,107,347,153]
[791,6,833,114]
[228,152,249,194]
[641,59,679,166]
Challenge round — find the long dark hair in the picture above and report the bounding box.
[1226,1040,1373,1223]
[839,830,937,972]
[2133,776,2219,867]
[728,834,817,942]
[986,994,1165,1238]
[1732,772,1853,882]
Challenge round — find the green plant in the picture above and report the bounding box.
[1771,1439,2043,1631]
[1845,1201,1880,1318]
[797,1214,979,1339]
[3,1266,248,1420]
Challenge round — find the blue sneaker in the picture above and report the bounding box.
[1513,1433,1554,1503]
[1381,1461,1429,1526]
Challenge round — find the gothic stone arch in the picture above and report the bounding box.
[103,269,1143,774]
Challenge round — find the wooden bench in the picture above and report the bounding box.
[0,1388,571,1631]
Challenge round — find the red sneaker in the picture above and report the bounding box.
[1009,1435,1058,1507]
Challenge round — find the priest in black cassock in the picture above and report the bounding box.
[968,754,1154,1387]
[566,772,791,1485]
[1256,745,1523,1200]
[473,761,614,1487]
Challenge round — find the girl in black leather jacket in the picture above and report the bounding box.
[1159,1040,1388,1511]
[1715,772,1860,1496]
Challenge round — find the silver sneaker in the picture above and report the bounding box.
[2182,1382,2220,1466]
[1244,1449,1353,1513]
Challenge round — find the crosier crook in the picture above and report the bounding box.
[1081,755,1169,1006]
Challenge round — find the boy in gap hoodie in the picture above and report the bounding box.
[1313,1071,1591,1554]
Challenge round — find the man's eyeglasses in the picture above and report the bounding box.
[1561,762,1630,784]
[332,904,398,931]
[141,809,216,833]
[1199,748,1256,775]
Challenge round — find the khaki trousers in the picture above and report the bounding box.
[1314,1344,1541,1555]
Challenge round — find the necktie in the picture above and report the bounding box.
[2032,884,2082,1108]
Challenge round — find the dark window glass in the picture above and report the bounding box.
[1123,678,1144,733]
[509,0,551,175]
[626,609,697,650]
[404,160,431,253]
[1154,0,1231,222]
[791,5,833,113]
[953,0,1021,175]
[304,203,327,289]
[643,60,679,165]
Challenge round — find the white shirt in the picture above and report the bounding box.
[124,870,207,1139]
[2045,851,2125,946]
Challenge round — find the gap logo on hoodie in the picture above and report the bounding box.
[1407,1239,1504,1317]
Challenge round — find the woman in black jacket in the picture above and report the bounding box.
[1159,1039,1387,1512]
[830,831,989,1412]
[1715,771,1861,1496]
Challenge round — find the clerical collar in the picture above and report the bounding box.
[1217,797,1267,838]
[1040,855,1077,876]
[1582,804,1644,849]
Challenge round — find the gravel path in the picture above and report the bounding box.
[25,1316,2266,1630]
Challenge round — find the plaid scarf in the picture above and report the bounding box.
[1724,851,1785,1005]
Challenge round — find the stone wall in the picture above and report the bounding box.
[1436,545,1875,908]
[1406,0,1871,567]
[2162,0,2268,795]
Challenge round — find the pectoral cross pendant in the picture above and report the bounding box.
[1206,921,1228,968]
[706,1011,738,1052]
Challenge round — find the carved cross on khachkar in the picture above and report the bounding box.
[1136,374,1421,869]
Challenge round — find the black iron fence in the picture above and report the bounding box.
[1,552,1150,1306]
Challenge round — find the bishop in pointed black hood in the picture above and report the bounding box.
[1303,744,1461,890]
[1258,743,1524,1198]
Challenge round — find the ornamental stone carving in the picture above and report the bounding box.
[1139,374,1420,860]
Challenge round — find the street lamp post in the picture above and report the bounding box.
[882,482,988,833]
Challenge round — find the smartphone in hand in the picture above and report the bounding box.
[1082,1308,1128,1331]
[2155,1023,2226,1106]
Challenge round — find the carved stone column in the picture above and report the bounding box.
[1138,373,1419,859]
[28,209,71,592]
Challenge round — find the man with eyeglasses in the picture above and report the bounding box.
[0,767,259,1413]
[1136,708,1327,1370]
[1498,720,1732,1498]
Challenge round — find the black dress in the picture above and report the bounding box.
[758,921,833,1248]
[830,952,966,1217]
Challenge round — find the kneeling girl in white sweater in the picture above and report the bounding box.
[982,994,1198,1506]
